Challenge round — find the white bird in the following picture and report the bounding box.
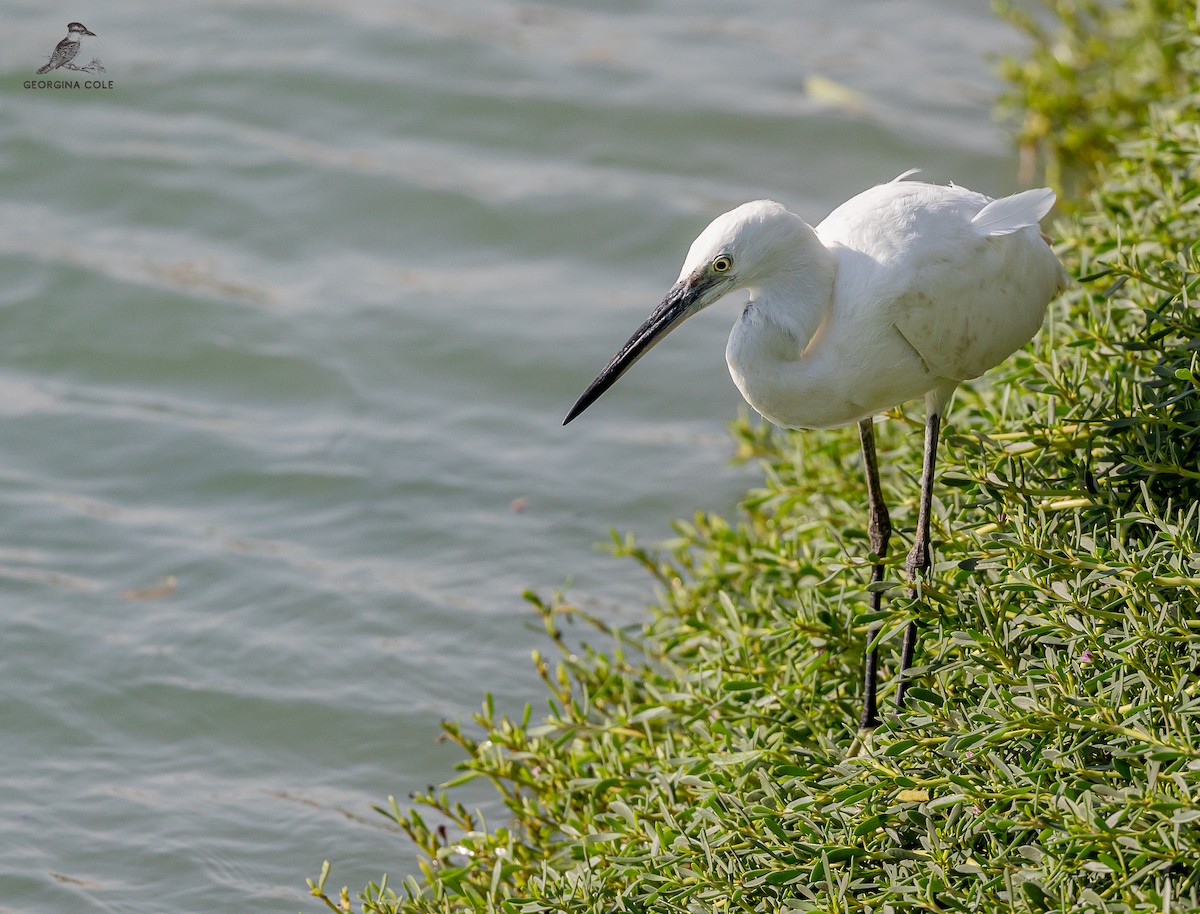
[563,173,1069,732]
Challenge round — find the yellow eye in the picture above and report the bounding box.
[712,255,733,273]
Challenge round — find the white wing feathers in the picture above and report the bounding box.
[971,187,1056,237]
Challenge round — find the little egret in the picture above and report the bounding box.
[563,174,1069,731]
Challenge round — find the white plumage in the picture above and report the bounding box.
[714,179,1067,430]
[564,174,1068,731]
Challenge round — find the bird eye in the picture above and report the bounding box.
[712,255,733,273]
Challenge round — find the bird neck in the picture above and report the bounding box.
[746,242,837,357]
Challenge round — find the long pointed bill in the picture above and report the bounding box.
[563,271,719,425]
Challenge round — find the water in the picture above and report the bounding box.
[3,2,1028,911]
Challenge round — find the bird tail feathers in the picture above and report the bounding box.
[971,187,1056,236]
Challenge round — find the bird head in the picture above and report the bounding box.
[675,200,818,290]
[67,22,96,37]
[563,200,816,424]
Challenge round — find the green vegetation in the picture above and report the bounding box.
[996,0,1196,194]
[312,2,1200,910]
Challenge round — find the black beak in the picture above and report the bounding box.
[563,272,716,425]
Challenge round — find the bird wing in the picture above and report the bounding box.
[44,38,80,69]
[819,182,1065,383]
[970,187,1056,236]
[889,191,1065,381]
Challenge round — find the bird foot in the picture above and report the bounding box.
[905,539,930,580]
[846,726,877,759]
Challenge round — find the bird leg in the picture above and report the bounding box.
[857,418,891,731]
[895,410,941,710]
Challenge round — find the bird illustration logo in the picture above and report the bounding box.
[37,22,103,75]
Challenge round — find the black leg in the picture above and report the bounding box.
[857,418,892,731]
[895,410,941,710]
